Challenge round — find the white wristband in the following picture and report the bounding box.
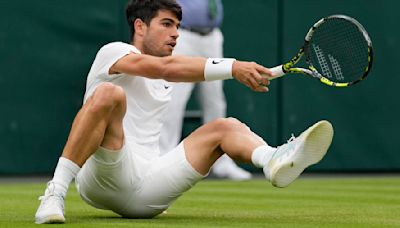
[204,58,236,81]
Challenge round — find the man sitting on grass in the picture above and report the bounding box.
[35,0,333,224]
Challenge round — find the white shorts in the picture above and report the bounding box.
[75,142,205,218]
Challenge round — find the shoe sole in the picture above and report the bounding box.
[270,120,334,188]
[35,214,65,224]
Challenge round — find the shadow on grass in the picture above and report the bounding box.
[69,212,273,226]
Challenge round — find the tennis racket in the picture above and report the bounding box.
[266,15,373,87]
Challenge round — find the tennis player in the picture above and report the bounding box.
[35,0,333,224]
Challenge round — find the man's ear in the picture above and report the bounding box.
[134,18,147,37]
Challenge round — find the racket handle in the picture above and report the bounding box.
[263,65,285,80]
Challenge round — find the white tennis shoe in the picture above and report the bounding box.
[35,181,65,224]
[265,120,333,188]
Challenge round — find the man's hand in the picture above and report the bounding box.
[232,61,274,92]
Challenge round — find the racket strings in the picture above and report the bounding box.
[305,18,370,83]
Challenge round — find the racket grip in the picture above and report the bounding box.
[263,65,285,80]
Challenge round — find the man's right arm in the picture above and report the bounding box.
[110,53,205,82]
[110,53,273,92]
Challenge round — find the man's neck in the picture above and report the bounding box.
[131,39,144,54]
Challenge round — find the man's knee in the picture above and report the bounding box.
[210,117,246,134]
[89,83,126,113]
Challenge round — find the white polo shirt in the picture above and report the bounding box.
[83,42,172,158]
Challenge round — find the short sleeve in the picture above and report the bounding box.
[83,42,141,103]
[94,42,141,77]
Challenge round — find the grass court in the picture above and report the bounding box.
[0,176,399,227]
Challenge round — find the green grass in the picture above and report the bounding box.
[1,177,400,227]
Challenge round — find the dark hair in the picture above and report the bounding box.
[126,0,182,39]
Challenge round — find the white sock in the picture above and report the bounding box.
[51,157,80,198]
[251,144,276,168]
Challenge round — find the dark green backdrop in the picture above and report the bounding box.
[0,0,398,174]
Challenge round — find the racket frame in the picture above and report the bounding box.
[269,15,373,87]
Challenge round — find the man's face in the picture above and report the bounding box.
[142,10,180,57]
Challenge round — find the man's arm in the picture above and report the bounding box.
[110,53,273,92]
[110,53,205,82]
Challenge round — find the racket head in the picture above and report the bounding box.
[301,15,373,87]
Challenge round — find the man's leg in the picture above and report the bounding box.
[183,118,267,174]
[198,81,252,180]
[62,83,126,166]
[35,83,126,224]
[183,118,333,186]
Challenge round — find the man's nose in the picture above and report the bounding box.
[171,27,179,39]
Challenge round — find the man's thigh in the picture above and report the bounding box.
[75,145,138,213]
[128,143,205,217]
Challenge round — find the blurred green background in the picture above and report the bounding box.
[0,0,398,174]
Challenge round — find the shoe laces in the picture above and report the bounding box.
[38,181,64,209]
[272,134,297,158]
[276,134,296,150]
[287,134,296,143]
[38,181,56,199]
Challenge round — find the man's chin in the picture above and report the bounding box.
[159,50,173,57]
